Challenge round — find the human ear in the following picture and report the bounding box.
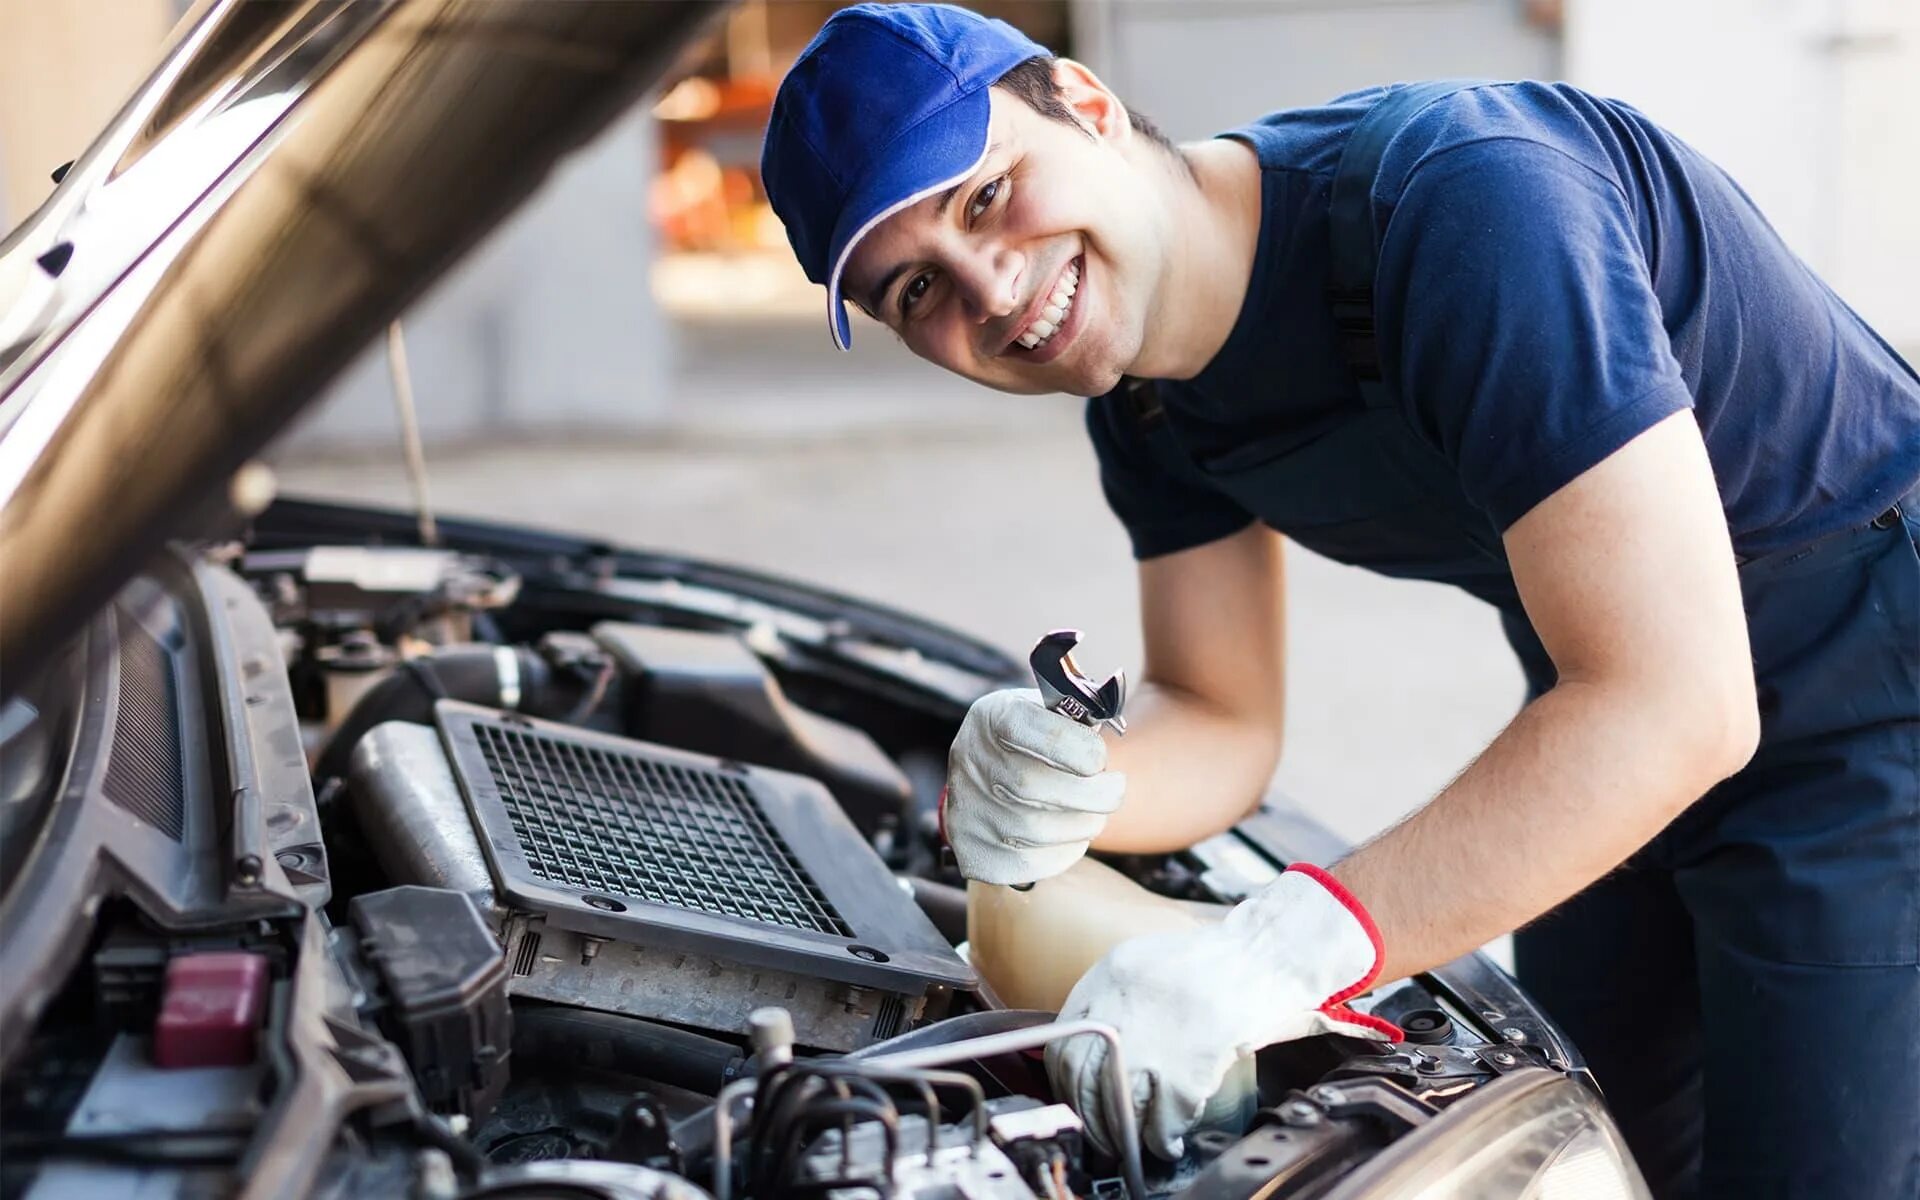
[1050,57,1129,142]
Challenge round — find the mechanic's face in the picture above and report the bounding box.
[841,63,1168,397]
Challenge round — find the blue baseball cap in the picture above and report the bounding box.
[761,4,1049,349]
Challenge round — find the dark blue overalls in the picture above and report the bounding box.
[1112,83,1920,1198]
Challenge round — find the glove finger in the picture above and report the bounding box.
[951,836,1087,886]
[983,791,1109,846]
[1047,1032,1114,1158]
[1309,1007,1401,1042]
[1080,1044,1162,1165]
[1087,1062,1144,1163]
[987,770,1126,817]
[1142,1070,1203,1162]
[995,698,1109,777]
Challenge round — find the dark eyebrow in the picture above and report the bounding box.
[860,143,1001,317]
[863,263,912,318]
[935,142,999,218]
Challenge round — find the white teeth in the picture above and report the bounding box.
[1015,262,1081,351]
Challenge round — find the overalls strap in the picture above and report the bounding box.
[1327,80,1491,411]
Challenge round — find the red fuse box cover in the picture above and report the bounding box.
[153,951,269,1068]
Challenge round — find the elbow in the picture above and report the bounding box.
[1231,722,1285,823]
[1579,662,1759,810]
[1682,673,1761,795]
[1711,688,1762,781]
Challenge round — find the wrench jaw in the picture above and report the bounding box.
[1092,674,1128,736]
[1030,629,1129,736]
[1001,629,1129,891]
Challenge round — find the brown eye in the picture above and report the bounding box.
[967,176,1004,223]
[900,271,934,315]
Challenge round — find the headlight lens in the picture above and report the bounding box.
[1330,1070,1651,1200]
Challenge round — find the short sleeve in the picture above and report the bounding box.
[1376,138,1695,530]
[1084,392,1254,560]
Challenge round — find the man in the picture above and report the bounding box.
[759,6,1920,1196]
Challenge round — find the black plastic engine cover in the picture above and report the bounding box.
[589,622,912,831]
[347,886,511,1119]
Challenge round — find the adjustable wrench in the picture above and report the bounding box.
[950,630,1129,890]
[1030,628,1128,736]
[1001,630,1127,892]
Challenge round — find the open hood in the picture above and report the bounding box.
[0,0,724,695]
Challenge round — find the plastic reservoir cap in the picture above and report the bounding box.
[153,952,270,1068]
[748,1007,796,1067]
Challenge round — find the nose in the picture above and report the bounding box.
[950,243,1024,324]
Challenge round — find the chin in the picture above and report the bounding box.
[1065,358,1127,398]
[1059,331,1132,397]
[972,359,1119,398]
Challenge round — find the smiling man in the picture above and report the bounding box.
[760,6,1920,1197]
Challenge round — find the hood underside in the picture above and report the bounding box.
[0,0,725,698]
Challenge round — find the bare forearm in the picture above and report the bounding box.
[1334,676,1755,982]
[1091,678,1282,853]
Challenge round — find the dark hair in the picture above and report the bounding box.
[993,56,1179,157]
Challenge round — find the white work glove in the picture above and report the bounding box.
[1045,864,1402,1161]
[942,688,1126,885]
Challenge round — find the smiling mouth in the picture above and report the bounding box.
[1012,257,1080,352]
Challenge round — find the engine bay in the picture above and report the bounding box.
[0,503,1589,1200]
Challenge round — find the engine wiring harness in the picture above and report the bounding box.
[710,1014,1149,1200]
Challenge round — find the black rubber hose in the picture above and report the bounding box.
[315,643,547,782]
[511,1003,748,1095]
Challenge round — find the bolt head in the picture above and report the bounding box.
[1502,1027,1529,1044]
[1491,1051,1517,1066]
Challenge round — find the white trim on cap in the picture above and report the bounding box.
[824,137,993,351]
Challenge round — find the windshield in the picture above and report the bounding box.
[0,637,81,900]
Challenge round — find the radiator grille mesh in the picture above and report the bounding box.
[104,619,186,842]
[471,724,852,937]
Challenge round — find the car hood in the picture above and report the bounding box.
[0,0,724,697]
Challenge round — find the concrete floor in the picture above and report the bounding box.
[273,317,1526,849]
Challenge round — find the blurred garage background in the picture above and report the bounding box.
[3,0,1915,855]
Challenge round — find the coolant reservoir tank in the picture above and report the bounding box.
[966,858,1224,1011]
[967,858,1257,1140]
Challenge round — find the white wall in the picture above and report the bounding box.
[1566,0,1920,354]
[0,0,176,230]
[1072,0,1561,137]
[280,107,673,452]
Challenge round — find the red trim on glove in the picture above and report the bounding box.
[1285,863,1405,1042]
[1321,1006,1405,1039]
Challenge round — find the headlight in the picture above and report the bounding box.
[1328,1068,1651,1200]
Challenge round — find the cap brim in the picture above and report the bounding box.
[823,87,994,350]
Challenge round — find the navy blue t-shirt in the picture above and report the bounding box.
[1087,82,1920,569]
